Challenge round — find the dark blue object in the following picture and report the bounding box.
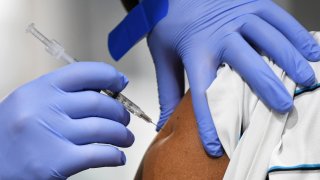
[108,0,168,60]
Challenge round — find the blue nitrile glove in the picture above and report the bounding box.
[0,62,134,179]
[147,0,320,157]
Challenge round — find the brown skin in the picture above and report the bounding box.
[135,91,229,180]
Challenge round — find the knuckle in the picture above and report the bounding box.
[10,109,37,134]
[220,33,240,51]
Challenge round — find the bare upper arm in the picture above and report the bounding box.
[135,91,229,180]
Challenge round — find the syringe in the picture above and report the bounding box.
[26,23,155,125]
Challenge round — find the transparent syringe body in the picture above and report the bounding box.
[26,23,76,64]
[102,90,152,123]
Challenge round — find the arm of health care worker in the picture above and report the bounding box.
[115,0,320,157]
[0,62,134,179]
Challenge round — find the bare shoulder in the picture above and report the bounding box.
[135,91,229,180]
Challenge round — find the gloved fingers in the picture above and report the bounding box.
[47,62,129,92]
[61,145,126,177]
[59,91,130,126]
[240,15,315,87]
[64,117,134,146]
[222,33,293,113]
[182,52,223,157]
[258,1,320,61]
[149,47,185,131]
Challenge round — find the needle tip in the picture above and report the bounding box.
[140,113,152,123]
[140,113,168,132]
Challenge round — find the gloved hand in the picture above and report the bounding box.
[0,62,134,179]
[148,0,320,157]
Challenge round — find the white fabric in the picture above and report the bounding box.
[206,32,320,180]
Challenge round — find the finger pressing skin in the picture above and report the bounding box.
[183,50,223,157]
[148,42,185,130]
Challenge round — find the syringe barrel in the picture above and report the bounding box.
[60,52,77,64]
[102,89,145,117]
[26,23,52,47]
[45,40,76,64]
